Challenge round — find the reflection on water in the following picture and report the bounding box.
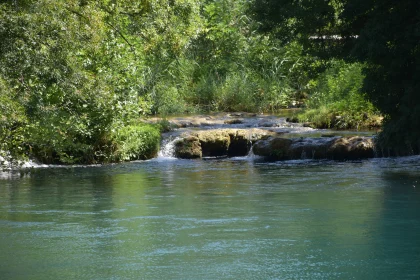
[1,157,420,279]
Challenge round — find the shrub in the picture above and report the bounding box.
[298,61,381,129]
[0,78,28,160]
[213,72,259,112]
[111,124,161,162]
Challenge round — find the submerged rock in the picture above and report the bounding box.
[257,121,278,128]
[1,152,49,170]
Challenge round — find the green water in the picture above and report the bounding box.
[1,157,420,279]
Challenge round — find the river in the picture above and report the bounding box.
[1,154,420,279]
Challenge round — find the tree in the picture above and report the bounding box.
[0,0,161,163]
[251,0,420,155]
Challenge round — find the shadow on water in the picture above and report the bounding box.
[369,168,420,279]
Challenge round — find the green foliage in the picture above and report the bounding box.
[212,72,258,112]
[0,0,159,163]
[3,0,384,165]
[180,0,313,114]
[251,0,420,154]
[347,1,420,155]
[111,124,161,162]
[0,78,28,159]
[155,119,174,133]
[298,61,380,129]
[124,0,204,114]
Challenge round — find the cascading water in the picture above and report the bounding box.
[158,137,181,159]
[246,130,258,159]
[153,114,375,162]
[246,144,258,159]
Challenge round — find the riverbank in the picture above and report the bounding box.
[2,112,379,171]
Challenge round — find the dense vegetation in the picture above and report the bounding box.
[1,0,417,164]
[252,0,420,155]
[297,60,380,129]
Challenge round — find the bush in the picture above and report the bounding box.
[26,115,104,164]
[0,78,28,160]
[298,61,381,129]
[213,72,259,112]
[110,124,161,162]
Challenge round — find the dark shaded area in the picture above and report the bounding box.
[250,0,420,155]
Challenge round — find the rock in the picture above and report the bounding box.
[193,130,231,157]
[328,136,375,160]
[286,117,299,123]
[173,129,274,159]
[257,121,277,127]
[174,136,202,159]
[227,130,252,156]
[252,136,375,161]
[302,122,316,128]
[253,137,293,160]
[171,128,374,161]
[289,137,337,159]
[174,121,196,128]
[224,119,243,125]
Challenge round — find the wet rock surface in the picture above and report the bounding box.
[191,130,231,157]
[327,136,375,160]
[174,128,274,158]
[1,153,48,171]
[252,137,293,160]
[147,112,309,132]
[174,136,202,159]
[253,136,375,160]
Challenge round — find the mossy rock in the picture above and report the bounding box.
[289,137,336,159]
[174,136,202,159]
[327,136,374,160]
[174,129,274,159]
[194,131,231,157]
[227,130,251,156]
[253,136,375,161]
[253,137,293,160]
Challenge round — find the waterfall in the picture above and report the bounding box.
[245,130,262,160]
[247,143,256,159]
[158,137,181,159]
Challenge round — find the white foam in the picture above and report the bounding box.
[157,137,181,160]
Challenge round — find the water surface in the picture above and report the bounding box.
[1,156,420,279]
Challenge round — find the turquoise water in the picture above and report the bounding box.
[1,156,420,279]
